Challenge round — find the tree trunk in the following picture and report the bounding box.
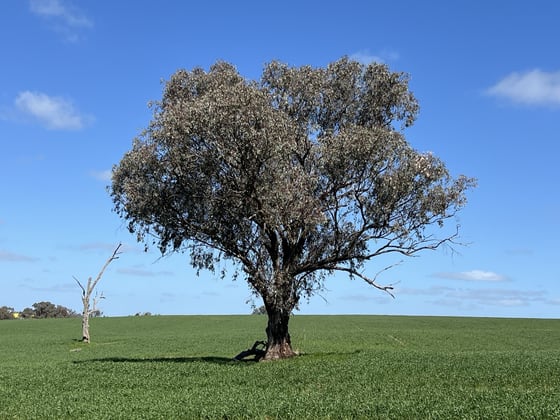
[81,295,90,343]
[82,312,90,343]
[263,306,296,360]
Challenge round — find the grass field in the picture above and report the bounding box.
[0,315,559,419]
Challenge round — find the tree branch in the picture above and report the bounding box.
[73,276,86,296]
[89,243,123,292]
[332,263,401,298]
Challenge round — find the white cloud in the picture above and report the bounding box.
[90,170,112,182]
[433,270,507,282]
[487,69,560,106]
[29,0,92,42]
[446,288,545,307]
[15,91,90,130]
[350,49,399,65]
[401,282,558,310]
[29,0,92,28]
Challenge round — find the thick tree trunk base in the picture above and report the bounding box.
[263,341,297,361]
[263,305,296,360]
[233,340,297,361]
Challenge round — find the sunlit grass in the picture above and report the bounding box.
[1,315,559,418]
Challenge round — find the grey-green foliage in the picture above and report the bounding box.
[111,57,475,321]
[32,301,77,319]
[0,306,15,320]
[0,303,77,319]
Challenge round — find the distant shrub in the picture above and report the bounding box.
[0,306,15,320]
[32,301,78,319]
[0,303,78,320]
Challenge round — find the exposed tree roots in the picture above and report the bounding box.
[233,340,298,362]
[233,341,268,362]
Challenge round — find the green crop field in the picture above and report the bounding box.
[0,315,559,419]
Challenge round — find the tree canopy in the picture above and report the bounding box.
[111,57,475,359]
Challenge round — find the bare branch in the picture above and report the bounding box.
[332,263,402,298]
[89,243,122,292]
[73,275,86,295]
[91,291,105,315]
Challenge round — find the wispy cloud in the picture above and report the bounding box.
[445,288,545,308]
[487,69,560,106]
[21,282,75,293]
[117,267,174,277]
[75,242,123,252]
[64,242,143,256]
[159,292,177,303]
[14,91,91,130]
[398,285,455,296]
[29,0,93,42]
[505,248,534,256]
[90,169,112,182]
[546,298,560,306]
[401,284,550,309]
[340,294,392,304]
[350,49,399,65]
[30,0,92,27]
[433,270,507,282]
[0,250,39,262]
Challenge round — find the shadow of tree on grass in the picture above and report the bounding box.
[72,349,364,365]
[72,356,252,365]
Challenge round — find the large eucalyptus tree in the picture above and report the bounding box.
[110,57,475,360]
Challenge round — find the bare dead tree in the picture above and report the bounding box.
[74,243,122,343]
[91,290,105,317]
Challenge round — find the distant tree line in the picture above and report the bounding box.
[0,302,88,320]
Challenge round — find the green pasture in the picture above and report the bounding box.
[1,315,559,419]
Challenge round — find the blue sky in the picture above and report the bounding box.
[1,0,559,318]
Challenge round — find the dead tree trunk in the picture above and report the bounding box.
[74,243,122,343]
